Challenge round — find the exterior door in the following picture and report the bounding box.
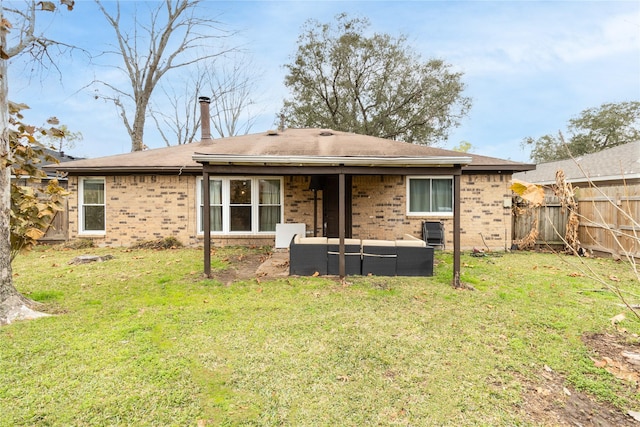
[322,175,352,238]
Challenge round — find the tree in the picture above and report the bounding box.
[523,101,640,163]
[207,55,262,139]
[280,13,471,145]
[9,107,67,261]
[40,123,82,152]
[150,53,262,146]
[1,0,73,325]
[452,141,473,153]
[94,0,237,152]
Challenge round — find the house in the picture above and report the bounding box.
[513,141,640,257]
[513,141,640,187]
[46,128,534,252]
[43,97,534,255]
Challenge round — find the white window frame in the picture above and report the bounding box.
[197,176,284,235]
[78,177,106,235]
[406,176,454,217]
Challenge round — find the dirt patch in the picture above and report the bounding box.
[209,250,289,284]
[521,332,640,426]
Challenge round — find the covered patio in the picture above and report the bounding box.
[192,128,472,285]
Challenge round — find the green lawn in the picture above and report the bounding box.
[1,246,639,426]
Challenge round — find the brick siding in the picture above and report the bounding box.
[68,172,513,250]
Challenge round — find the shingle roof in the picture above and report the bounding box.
[513,141,640,185]
[45,128,534,174]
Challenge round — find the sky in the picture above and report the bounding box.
[8,0,640,163]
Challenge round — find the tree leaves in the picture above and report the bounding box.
[37,1,56,12]
[510,179,544,207]
[522,101,640,162]
[281,13,471,145]
[60,0,75,11]
[37,1,75,12]
[8,103,69,262]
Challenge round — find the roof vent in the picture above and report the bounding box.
[319,131,334,136]
[266,130,278,136]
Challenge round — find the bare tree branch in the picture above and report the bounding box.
[93,0,238,151]
[149,53,263,145]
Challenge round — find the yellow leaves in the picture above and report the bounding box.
[11,178,67,257]
[38,1,56,12]
[8,101,29,115]
[60,0,75,11]
[510,179,545,207]
[25,227,44,240]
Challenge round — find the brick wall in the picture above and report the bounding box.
[68,175,200,247]
[283,176,322,236]
[459,173,513,250]
[282,173,513,250]
[68,172,513,250]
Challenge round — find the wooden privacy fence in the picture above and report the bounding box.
[39,198,68,243]
[513,189,640,258]
[577,194,640,258]
[513,196,567,246]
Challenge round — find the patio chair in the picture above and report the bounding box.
[422,221,445,250]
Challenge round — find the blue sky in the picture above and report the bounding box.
[8,0,640,163]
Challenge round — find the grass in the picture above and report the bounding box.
[1,246,639,426]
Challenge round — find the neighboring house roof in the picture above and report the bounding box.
[44,148,83,163]
[513,141,640,185]
[15,147,83,180]
[45,128,534,174]
[42,148,84,178]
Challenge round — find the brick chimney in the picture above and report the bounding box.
[199,96,212,142]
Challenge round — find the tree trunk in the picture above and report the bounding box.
[131,96,149,151]
[0,23,17,305]
[0,12,46,325]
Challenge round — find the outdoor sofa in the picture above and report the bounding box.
[289,234,434,277]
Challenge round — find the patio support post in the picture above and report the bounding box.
[453,172,462,288]
[313,189,318,237]
[338,172,346,278]
[203,170,211,278]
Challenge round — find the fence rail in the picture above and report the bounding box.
[513,192,640,258]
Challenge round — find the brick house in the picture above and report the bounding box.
[46,128,534,251]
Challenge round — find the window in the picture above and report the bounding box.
[198,177,283,234]
[259,179,281,232]
[407,177,453,215]
[200,179,223,232]
[79,177,106,233]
